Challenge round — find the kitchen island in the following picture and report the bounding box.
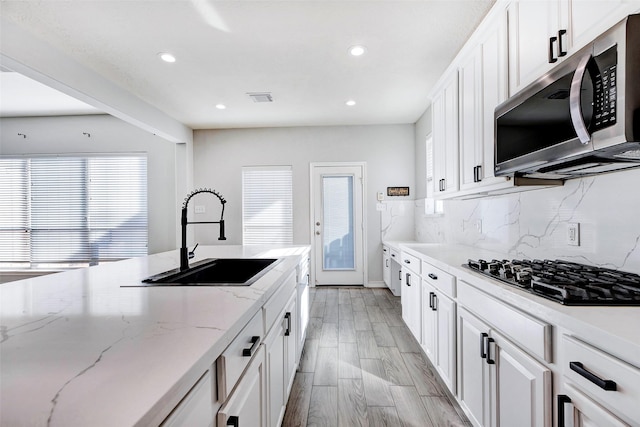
[0,245,309,426]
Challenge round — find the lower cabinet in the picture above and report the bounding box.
[421,279,456,393]
[401,267,421,341]
[218,345,267,427]
[458,307,551,427]
[161,370,215,427]
[558,382,629,427]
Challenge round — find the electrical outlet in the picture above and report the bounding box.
[377,192,384,201]
[194,205,206,214]
[376,203,385,212]
[567,223,580,246]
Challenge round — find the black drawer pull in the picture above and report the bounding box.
[429,291,434,309]
[404,259,411,264]
[227,416,239,427]
[428,273,438,280]
[284,312,292,336]
[486,337,495,364]
[242,336,261,357]
[480,332,488,359]
[557,395,571,427]
[432,294,437,311]
[570,361,617,391]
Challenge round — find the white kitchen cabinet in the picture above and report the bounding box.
[558,382,630,427]
[458,307,551,427]
[508,0,639,96]
[432,71,459,197]
[421,279,456,393]
[161,370,214,427]
[296,255,310,362]
[400,252,421,342]
[265,312,286,427]
[382,245,391,287]
[217,345,266,427]
[283,294,297,397]
[458,8,510,195]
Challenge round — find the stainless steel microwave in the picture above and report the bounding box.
[495,14,640,179]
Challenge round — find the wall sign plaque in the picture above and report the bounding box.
[387,187,409,196]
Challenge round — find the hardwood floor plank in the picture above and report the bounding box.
[307,386,338,427]
[401,352,445,396]
[366,305,386,323]
[323,301,339,323]
[371,322,396,347]
[282,372,314,427]
[338,379,368,427]
[349,288,363,298]
[379,347,413,386]
[338,319,357,343]
[390,326,422,353]
[356,330,381,359]
[353,309,372,331]
[320,322,338,347]
[312,288,326,302]
[299,339,319,373]
[339,303,354,321]
[367,407,401,427]
[362,290,378,306]
[351,296,366,312]
[421,396,468,427]
[307,317,324,339]
[338,342,362,379]
[390,386,435,427]
[338,289,351,305]
[314,347,338,386]
[310,300,326,318]
[360,358,394,407]
[381,308,404,327]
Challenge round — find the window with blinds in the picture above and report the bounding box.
[0,155,147,268]
[242,166,293,245]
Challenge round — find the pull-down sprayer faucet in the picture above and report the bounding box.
[180,188,227,271]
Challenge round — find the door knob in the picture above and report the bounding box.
[316,222,320,226]
[316,231,320,235]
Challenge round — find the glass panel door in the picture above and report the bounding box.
[322,175,354,270]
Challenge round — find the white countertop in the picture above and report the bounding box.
[387,242,640,367]
[0,245,308,427]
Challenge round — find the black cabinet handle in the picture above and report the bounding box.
[404,259,411,264]
[391,253,396,258]
[284,312,291,336]
[428,273,438,280]
[432,294,438,311]
[480,332,488,359]
[386,259,389,268]
[429,291,434,309]
[476,165,482,182]
[486,337,495,364]
[227,416,239,427]
[557,395,571,427]
[570,361,617,391]
[558,29,567,57]
[398,270,402,280]
[406,273,411,286]
[549,36,558,63]
[242,336,261,357]
[473,166,478,183]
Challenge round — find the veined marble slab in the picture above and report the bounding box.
[0,245,308,427]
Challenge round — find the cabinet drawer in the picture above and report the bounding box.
[263,271,296,334]
[458,280,551,362]
[389,248,400,262]
[401,252,421,275]
[161,370,213,427]
[217,310,264,401]
[422,261,455,299]
[562,335,640,424]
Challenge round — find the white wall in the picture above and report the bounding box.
[193,124,415,283]
[1,114,180,254]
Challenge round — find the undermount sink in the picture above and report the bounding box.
[141,258,281,286]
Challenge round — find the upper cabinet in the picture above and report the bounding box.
[459,10,509,192]
[508,0,640,96]
[432,72,459,196]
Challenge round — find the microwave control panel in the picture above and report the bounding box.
[592,45,617,131]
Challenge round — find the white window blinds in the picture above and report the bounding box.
[242,166,293,245]
[0,155,147,267]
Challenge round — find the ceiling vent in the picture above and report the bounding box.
[247,92,273,103]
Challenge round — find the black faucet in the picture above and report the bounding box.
[180,188,227,271]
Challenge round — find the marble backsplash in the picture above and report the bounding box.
[380,199,415,242]
[415,168,640,274]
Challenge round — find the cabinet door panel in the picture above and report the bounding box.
[458,308,491,427]
[265,321,285,427]
[459,48,482,191]
[493,331,551,427]
[218,346,266,427]
[284,295,297,396]
[436,293,456,394]
[421,281,437,362]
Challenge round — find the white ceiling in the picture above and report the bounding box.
[0,1,494,130]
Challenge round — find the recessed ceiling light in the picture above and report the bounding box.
[158,52,176,63]
[216,104,227,110]
[349,45,366,57]
[346,100,356,107]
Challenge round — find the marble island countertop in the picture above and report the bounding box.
[0,245,308,427]
[385,241,640,368]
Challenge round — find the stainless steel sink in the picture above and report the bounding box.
[140,258,281,286]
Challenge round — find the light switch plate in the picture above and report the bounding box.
[567,223,580,246]
[377,192,384,201]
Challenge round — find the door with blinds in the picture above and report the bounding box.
[311,163,365,286]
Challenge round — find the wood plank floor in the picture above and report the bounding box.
[283,287,471,427]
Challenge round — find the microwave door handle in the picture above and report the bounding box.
[569,54,593,145]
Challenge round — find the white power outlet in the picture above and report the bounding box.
[567,223,580,246]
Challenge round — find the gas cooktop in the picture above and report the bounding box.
[464,258,640,306]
